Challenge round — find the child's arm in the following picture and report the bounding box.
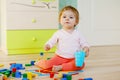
[44,31,59,51]
[79,32,90,57]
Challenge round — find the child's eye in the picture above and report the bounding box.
[70,17,73,19]
[63,16,66,18]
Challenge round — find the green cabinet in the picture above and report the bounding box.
[1,0,58,54]
[7,30,56,54]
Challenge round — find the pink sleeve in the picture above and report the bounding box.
[45,31,59,48]
[79,33,90,48]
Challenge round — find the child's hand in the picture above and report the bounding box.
[83,47,89,57]
[44,44,51,51]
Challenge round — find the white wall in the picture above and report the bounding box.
[0,0,1,49]
[78,0,120,46]
[1,0,120,47]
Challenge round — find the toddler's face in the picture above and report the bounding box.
[60,10,77,30]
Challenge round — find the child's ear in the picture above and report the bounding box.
[75,20,79,25]
[75,22,78,26]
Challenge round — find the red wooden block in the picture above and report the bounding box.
[12,68,16,72]
[50,72,54,78]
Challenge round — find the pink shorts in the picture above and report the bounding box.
[35,55,85,71]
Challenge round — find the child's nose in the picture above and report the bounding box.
[65,18,69,21]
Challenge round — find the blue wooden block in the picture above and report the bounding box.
[84,78,93,80]
[0,69,8,72]
[15,71,22,78]
[61,78,67,80]
[22,78,28,80]
[10,63,25,70]
[75,51,86,67]
[30,61,35,65]
[62,74,67,78]
[40,52,44,56]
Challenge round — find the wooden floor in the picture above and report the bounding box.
[0,46,120,80]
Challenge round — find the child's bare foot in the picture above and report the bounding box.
[52,65,62,72]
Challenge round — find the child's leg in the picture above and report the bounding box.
[35,55,72,70]
[62,59,85,71]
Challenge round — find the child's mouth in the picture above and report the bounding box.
[65,22,69,24]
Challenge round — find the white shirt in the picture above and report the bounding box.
[45,29,89,58]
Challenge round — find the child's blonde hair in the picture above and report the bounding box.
[59,5,79,26]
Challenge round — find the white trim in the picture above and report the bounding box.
[1,0,8,54]
[0,0,1,48]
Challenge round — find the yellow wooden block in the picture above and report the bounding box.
[3,75,7,80]
[0,64,4,67]
[32,73,37,78]
[57,73,63,78]
[27,72,32,80]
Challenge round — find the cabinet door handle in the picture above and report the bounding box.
[32,0,36,4]
[32,37,37,41]
[32,19,37,23]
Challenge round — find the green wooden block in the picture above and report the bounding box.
[12,72,15,77]
[25,64,32,66]
[23,73,27,78]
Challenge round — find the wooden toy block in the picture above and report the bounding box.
[0,69,7,72]
[3,75,7,80]
[25,64,32,67]
[30,61,35,65]
[0,64,4,67]
[15,71,22,78]
[40,52,44,56]
[50,72,55,78]
[79,78,93,80]
[23,73,27,78]
[12,68,16,73]
[66,74,72,80]
[27,72,32,80]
